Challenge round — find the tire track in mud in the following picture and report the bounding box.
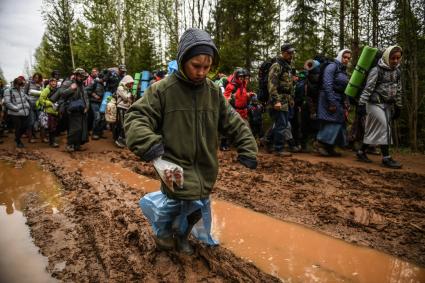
[1,150,281,282]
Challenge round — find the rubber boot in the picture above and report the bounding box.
[154,235,175,251]
[382,156,402,169]
[49,133,59,148]
[41,128,49,143]
[176,209,202,255]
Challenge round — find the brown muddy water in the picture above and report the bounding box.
[212,200,425,283]
[2,158,424,283]
[80,158,425,283]
[0,161,60,283]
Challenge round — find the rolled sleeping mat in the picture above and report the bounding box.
[345,46,378,98]
[132,72,141,96]
[140,70,151,97]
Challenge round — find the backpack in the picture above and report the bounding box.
[318,59,337,89]
[357,50,388,96]
[257,58,285,103]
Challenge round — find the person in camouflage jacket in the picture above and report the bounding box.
[264,43,296,156]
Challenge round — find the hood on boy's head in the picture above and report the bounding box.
[176,28,219,70]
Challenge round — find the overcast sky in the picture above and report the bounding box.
[0,0,44,82]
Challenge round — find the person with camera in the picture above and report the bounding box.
[61,68,90,152]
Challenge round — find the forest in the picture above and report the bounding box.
[32,0,424,151]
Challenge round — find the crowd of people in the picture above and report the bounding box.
[0,27,405,254]
[0,37,403,169]
[215,44,403,169]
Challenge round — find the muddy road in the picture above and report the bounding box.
[0,136,424,282]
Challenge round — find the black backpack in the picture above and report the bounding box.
[318,59,336,89]
[257,58,284,103]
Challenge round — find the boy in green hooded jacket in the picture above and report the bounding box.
[124,28,257,254]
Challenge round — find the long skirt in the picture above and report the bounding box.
[316,121,347,146]
[363,103,392,145]
[67,112,88,147]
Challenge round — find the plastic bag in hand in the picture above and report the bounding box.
[152,157,184,191]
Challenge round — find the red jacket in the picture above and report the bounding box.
[223,73,250,119]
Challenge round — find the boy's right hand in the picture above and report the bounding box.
[153,157,184,191]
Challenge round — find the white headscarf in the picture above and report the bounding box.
[381,45,403,69]
[335,49,352,63]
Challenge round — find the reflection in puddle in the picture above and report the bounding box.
[79,159,158,191]
[0,161,60,283]
[212,200,425,283]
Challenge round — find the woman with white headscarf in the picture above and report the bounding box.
[315,49,352,156]
[356,45,403,168]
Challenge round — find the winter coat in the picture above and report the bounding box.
[124,28,257,201]
[317,60,350,123]
[24,81,42,106]
[223,73,250,119]
[4,87,30,117]
[267,57,294,112]
[359,60,402,108]
[61,80,89,113]
[37,86,58,116]
[116,75,134,110]
[85,79,105,103]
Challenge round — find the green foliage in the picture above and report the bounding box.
[30,0,424,150]
[210,0,279,73]
[285,0,321,68]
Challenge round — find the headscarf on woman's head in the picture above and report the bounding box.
[335,49,352,63]
[382,45,403,68]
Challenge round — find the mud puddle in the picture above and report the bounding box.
[0,161,61,283]
[82,158,425,282]
[212,200,425,282]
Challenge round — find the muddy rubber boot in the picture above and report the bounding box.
[356,151,372,163]
[327,147,342,157]
[15,139,24,148]
[154,235,175,251]
[275,150,292,157]
[176,210,202,255]
[382,157,402,169]
[49,133,59,148]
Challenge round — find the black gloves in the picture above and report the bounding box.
[357,104,367,117]
[142,143,164,162]
[237,155,257,169]
[392,106,401,120]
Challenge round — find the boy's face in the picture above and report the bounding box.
[183,54,212,82]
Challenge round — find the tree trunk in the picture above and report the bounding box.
[339,0,345,49]
[371,0,379,46]
[351,0,360,63]
[400,0,419,151]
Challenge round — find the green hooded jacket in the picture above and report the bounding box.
[37,86,58,116]
[124,28,257,200]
